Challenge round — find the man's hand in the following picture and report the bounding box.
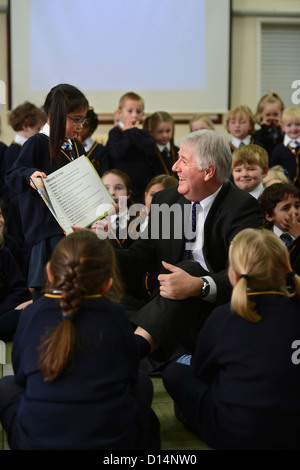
[158,261,203,300]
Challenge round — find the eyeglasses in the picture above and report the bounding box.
[66,115,87,125]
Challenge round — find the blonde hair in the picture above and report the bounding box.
[118,91,144,109]
[229,228,300,323]
[226,106,256,134]
[263,165,289,187]
[282,107,300,124]
[232,144,269,172]
[189,114,215,131]
[144,111,175,135]
[255,90,284,124]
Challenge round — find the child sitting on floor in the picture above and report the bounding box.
[162,228,300,450]
[0,230,160,450]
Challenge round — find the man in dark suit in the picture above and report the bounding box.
[116,130,263,361]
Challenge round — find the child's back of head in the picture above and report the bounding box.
[229,228,300,323]
[9,101,45,134]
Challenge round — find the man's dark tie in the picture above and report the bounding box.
[239,142,245,147]
[182,202,199,260]
[280,232,293,248]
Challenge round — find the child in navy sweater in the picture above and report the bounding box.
[144,111,179,177]
[163,228,300,449]
[252,90,285,159]
[0,230,160,450]
[106,92,157,203]
[1,101,45,212]
[5,84,88,293]
[270,107,300,188]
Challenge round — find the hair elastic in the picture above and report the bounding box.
[62,315,73,322]
[240,274,249,280]
[287,270,296,280]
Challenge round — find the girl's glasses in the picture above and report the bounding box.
[66,115,87,126]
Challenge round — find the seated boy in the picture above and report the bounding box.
[226,105,264,152]
[259,182,300,274]
[270,107,300,189]
[106,92,156,203]
[232,144,269,199]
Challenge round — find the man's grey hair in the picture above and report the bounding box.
[180,129,232,183]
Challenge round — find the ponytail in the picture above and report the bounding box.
[43,83,88,166]
[37,231,118,382]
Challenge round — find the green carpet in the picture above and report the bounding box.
[151,376,213,450]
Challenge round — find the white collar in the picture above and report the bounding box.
[40,122,50,137]
[13,133,27,146]
[83,136,95,152]
[284,134,300,148]
[231,135,251,148]
[273,224,294,240]
[157,142,171,152]
[192,185,222,218]
[40,123,72,148]
[249,182,264,199]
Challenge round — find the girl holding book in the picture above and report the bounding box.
[5,84,88,297]
[0,230,160,450]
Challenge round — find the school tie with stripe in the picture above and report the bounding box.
[162,146,170,158]
[280,232,293,248]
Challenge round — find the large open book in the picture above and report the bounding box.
[30,155,115,235]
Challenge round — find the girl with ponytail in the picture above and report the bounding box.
[163,228,300,450]
[5,84,88,296]
[0,230,160,450]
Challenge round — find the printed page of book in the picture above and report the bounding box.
[30,176,58,222]
[43,156,115,234]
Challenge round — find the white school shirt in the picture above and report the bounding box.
[13,133,28,146]
[284,134,300,149]
[188,186,222,302]
[249,182,264,200]
[231,135,251,148]
[157,142,171,153]
[273,224,295,241]
[83,136,95,153]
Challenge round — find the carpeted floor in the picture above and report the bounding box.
[151,375,213,450]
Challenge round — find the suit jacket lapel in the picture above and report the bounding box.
[202,183,229,271]
[171,195,191,264]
